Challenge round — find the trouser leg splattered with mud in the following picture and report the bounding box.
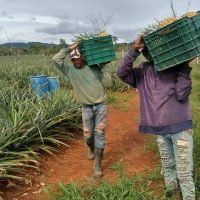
[157,130,195,200]
[82,103,107,149]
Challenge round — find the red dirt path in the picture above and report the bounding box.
[2,91,158,200]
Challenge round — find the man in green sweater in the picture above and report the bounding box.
[52,44,112,178]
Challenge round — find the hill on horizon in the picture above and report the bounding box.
[0,41,129,49]
[0,42,57,49]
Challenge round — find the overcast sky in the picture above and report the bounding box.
[0,0,200,44]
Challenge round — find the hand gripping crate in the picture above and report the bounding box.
[79,35,116,66]
[144,13,200,71]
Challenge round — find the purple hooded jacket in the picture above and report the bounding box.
[117,49,192,135]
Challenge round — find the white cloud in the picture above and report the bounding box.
[0,13,59,24]
[0,0,200,44]
[36,19,90,34]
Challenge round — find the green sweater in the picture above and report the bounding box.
[52,48,112,105]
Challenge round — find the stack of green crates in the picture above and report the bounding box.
[144,12,200,71]
[79,35,116,66]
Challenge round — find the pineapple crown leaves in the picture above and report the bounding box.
[71,30,108,44]
[139,23,160,35]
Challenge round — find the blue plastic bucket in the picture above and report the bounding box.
[30,75,49,97]
[48,77,60,93]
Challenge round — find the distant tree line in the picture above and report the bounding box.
[0,39,69,56]
[0,38,130,56]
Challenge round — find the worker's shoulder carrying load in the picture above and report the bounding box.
[74,32,116,66]
[143,10,200,71]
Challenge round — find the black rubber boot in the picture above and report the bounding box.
[93,148,104,178]
[88,146,95,160]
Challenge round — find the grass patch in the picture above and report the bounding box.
[191,63,200,198]
[45,163,162,200]
[143,135,159,155]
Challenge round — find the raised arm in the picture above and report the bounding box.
[52,43,78,76]
[118,50,143,87]
[117,36,145,88]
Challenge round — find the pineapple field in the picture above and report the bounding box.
[0,51,199,200]
[0,55,82,182]
[0,0,200,198]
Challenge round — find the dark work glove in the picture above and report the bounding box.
[179,65,192,75]
[177,62,192,76]
[181,67,192,75]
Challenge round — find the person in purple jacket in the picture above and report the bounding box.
[117,36,195,200]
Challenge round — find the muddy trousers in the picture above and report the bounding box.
[156,130,195,200]
[82,103,107,149]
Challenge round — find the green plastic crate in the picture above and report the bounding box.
[189,13,200,49]
[144,14,200,71]
[79,35,116,66]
